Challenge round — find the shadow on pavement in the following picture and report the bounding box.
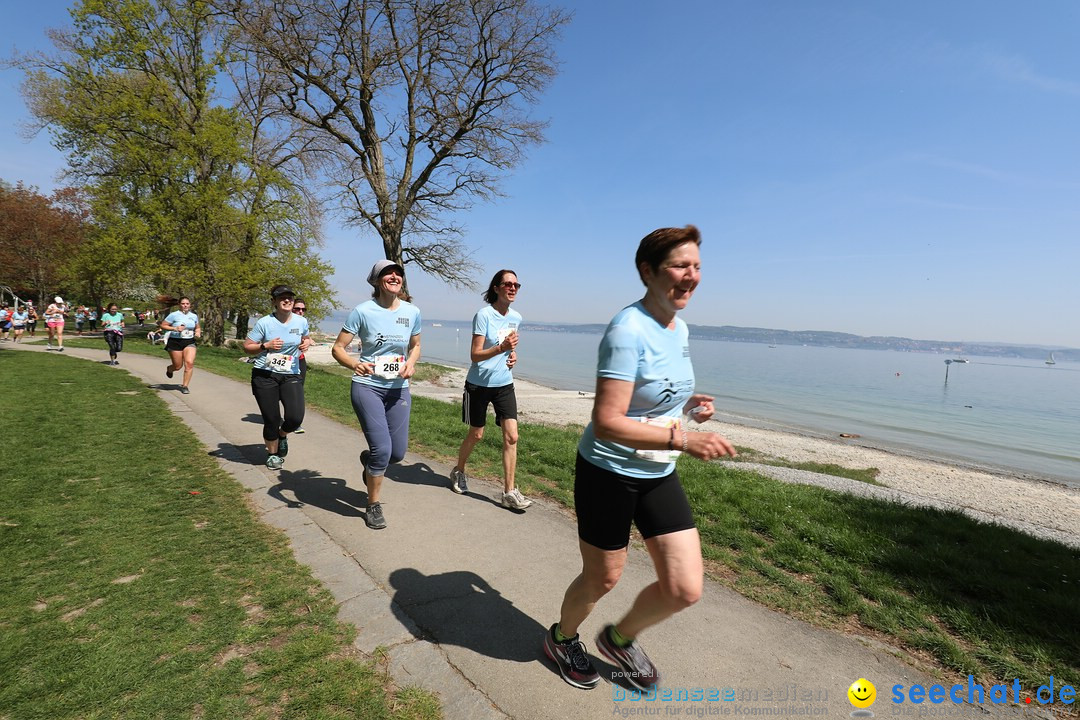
[389,567,548,663]
[239,413,264,425]
[386,460,450,489]
[268,468,366,517]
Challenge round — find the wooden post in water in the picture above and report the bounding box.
[944,359,951,383]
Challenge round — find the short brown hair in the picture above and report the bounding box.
[634,225,701,285]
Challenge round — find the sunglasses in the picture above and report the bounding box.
[500,282,522,290]
[293,307,306,313]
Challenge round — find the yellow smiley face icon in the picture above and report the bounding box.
[848,678,876,708]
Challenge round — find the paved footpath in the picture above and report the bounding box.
[8,341,1020,719]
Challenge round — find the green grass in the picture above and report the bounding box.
[0,351,440,720]
[41,337,1080,692]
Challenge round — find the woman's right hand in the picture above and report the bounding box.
[353,361,376,376]
[266,337,284,351]
[683,431,737,461]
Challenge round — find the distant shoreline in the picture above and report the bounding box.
[403,362,1080,548]
[314,315,1078,361]
[302,343,1079,548]
[306,338,1077,488]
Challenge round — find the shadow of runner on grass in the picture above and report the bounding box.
[389,567,548,663]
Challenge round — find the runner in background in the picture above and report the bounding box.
[11,305,28,342]
[45,297,67,351]
[292,298,308,434]
[0,304,10,341]
[449,269,532,510]
[101,303,125,365]
[161,297,201,394]
[331,259,422,530]
[26,302,37,336]
[244,285,310,470]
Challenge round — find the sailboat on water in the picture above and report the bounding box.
[1046,352,1056,366]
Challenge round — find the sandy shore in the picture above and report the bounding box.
[304,345,1080,547]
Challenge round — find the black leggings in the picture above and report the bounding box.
[104,330,124,357]
[251,369,306,441]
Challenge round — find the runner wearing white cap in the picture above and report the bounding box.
[331,259,422,530]
[44,296,67,350]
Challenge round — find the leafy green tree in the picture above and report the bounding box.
[15,0,334,344]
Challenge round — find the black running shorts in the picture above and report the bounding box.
[574,452,695,551]
[461,381,517,428]
[165,336,197,352]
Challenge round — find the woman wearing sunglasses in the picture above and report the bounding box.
[243,285,311,469]
[449,269,531,511]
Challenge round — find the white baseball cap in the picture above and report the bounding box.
[54,296,64,303]
[367,259,405,287]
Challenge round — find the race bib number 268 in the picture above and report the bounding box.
[374,355,405,379]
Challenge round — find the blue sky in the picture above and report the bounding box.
[3,1,1078,348]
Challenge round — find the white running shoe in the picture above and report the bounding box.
[502,488,532,510]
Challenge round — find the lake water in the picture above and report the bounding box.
[325,315,1080,486]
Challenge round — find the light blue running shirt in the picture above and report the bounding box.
[343,300,422,389]
[578,301,696,479]
[248,313,310,374]
[164,310,200,339]
[465,305,522,388]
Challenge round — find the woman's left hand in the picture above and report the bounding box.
[506,350,517,370]
[399,362,415,380]
[684,394,715,423]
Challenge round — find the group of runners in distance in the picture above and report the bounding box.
[21,224,733,693]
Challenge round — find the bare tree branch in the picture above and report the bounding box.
[220,0,568,291]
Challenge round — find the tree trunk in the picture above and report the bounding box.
[234,311,249,340]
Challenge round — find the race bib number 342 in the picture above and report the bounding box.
[267,352,297,374]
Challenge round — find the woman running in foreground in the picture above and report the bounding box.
[543,225,736,691]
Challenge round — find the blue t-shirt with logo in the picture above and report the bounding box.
[578,301,696,478]
[343,300,422,389]
[164,311,200,339]
[248,313,309,374]
[465,305,521,388]
[12,311,28,327]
